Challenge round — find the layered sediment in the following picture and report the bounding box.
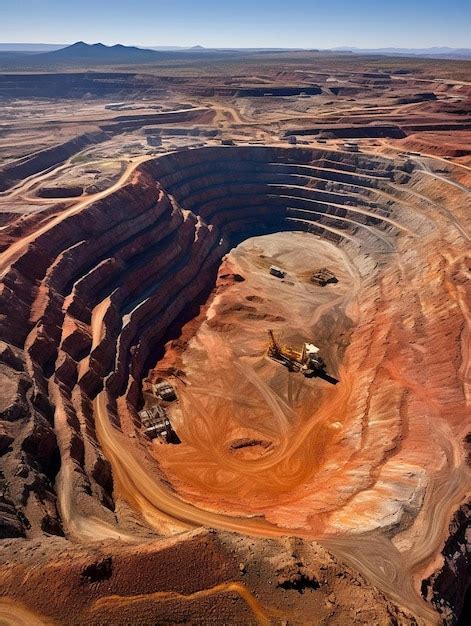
[0,145,469,622]
[0,132,107,192]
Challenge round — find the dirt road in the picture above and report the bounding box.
[0,155,154,277]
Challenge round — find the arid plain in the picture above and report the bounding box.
[0,50,469,624]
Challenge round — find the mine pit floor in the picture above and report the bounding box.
[149,231,357,528]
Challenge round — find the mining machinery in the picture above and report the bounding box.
[267,329,327,378]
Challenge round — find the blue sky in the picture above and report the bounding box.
[3,0,471,48]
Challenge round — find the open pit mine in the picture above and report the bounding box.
[0,51,469,625]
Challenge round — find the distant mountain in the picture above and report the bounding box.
[331,46,471,59]
[36,41,166,65]
[0,41,248,69]
[1,43,469,60]
[1,41,468,71]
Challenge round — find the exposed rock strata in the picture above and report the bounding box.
[422,501,470,623]
[0,132,107,192]
[0,145,468,622]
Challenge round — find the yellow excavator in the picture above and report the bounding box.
[267,329,327,378]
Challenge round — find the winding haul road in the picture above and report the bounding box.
[87,246,432,622]
[1,143,469,624]
[87,157,468,623]
[0,154,154,277]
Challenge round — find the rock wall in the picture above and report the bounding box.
[0,132,107,192]
[422,500,470,624]
[0,145,408,538]
[0,144,468,623]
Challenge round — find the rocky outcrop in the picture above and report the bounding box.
[0,530,426,625]
[422,501,471,624]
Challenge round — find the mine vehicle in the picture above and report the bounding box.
[267,330,327,378]
[138,405,179,443]
[343,142,359,152]
[269,265,286,279]
[310,268,338,287]
[153,381,177,402]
